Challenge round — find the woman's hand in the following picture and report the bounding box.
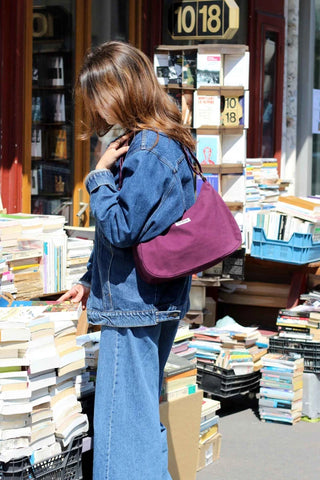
[58,284,90,309]
[95,134,131,170]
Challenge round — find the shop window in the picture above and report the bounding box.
[31,0,76,224]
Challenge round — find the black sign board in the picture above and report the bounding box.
[168,0,239,40]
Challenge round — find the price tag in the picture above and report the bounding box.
[221,95,243,127]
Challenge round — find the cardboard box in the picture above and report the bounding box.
[160,390,203,480]
[197,432,222,471]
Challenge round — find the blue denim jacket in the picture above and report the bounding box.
[80,130,195,327]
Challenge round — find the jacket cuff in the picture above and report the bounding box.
[85,169,117,193]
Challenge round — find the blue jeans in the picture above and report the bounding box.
[93,320,179,480]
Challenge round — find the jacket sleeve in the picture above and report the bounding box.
[85,148,186,248]
[78,248,95,287]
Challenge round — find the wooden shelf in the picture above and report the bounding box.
[157,44,249,55]
[201,164,244,174]
[196,126,244,135]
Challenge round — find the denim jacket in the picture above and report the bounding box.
[80,130,195,327]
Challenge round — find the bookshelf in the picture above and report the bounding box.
[31,4,74,224]
[154,43,249,241]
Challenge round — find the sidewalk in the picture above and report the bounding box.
[196,395,320,480]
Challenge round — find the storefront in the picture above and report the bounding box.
[0,0,290,225]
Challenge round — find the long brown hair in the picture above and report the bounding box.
[76,41,196,151]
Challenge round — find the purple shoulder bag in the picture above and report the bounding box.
[122,146,242,284]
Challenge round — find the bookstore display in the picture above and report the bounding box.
[154,44,249,248]
[31,4,75,224]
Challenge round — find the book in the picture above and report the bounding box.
[196,135,221,165]
[261,353,304,369]
[199,423,219,444]
[181,50,197,87]
[278,195,320,212]
[259,387,303,402]
[57,358,85,377]
[154,51,169,85]
[164,353,195,378]
[168,51,183,87]
[200,414,219,433]
[162,375,197,394]
[197,50,222,86]
[258,397,303,410]
[193,91,221,128]
[162,384,197,402]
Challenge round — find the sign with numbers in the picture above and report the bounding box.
[169,0,239,40]
[221,95,243,127]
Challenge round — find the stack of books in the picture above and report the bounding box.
[76,331,101,396]
[258,353,304,424]
[161,353,198,402]
[65,237,94,290]
[0,213,68,296]
[197,397,221,471]
[199,397,221,445]
[276,195,320,224]
[189,323,266,374]
[0,306,57,462]
[276,305,320,341]
[0,302,88,462]
[171,320,196,363]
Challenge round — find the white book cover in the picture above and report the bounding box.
[29,370,57,392]
[223,51,250,89]
[222,131,247,164]
[193,91,221,128]
[221,174,245,202]
[0,388,32,401]
[28,352,59,376]
[0,399,33,415]
[32,441,61,464]
[0,426,31,441]
[154,52,169,85]
[30,433,56,451]
[197,52,222,87]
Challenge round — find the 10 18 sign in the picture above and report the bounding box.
[170,0,239,40]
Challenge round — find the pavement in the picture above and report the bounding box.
[196,395,320,480]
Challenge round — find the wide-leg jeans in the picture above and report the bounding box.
[93,320,179,480]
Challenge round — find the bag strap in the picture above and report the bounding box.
[181,145,207,182]
[118,141,206,189]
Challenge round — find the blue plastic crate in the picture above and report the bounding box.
[251,227,320,264]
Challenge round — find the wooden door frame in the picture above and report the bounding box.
[73,0,92,226]
[247,1,285,169]
[0,0,32,213]
[129,0,163,58]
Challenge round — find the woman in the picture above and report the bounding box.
[59,41,196,479]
